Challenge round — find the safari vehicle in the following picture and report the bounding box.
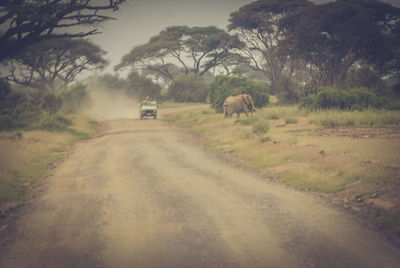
[139,100,158,119]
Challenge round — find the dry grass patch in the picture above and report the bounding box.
[0,115,97,204]
[165,104,400,192]
[166,103,400,240]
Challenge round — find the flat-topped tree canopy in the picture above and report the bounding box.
[4,37,108,92]
[0,0,125,62]
[115,25,244,80]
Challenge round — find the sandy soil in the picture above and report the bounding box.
[1,114,400,268]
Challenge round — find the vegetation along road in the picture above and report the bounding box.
[1,109,400,268]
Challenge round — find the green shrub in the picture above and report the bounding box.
[126,71,162,100]
[39,115,72,132]
[0,78,11,98]
[301,87,400,110]
[0,86,43,131]
[60,83,90,113]
[167,74,208,102]
[285,118,298,124]
[0,115,15,130]
[40,92,62,114]
[209,76,270,112]
[343,67,389,95]
[272,76,300,104]
[252,120,270,135]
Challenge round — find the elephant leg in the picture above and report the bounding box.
[228,107,234,118]
[244,106,249,117]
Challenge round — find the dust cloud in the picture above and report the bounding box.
[81,86,140,121]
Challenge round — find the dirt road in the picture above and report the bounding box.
[1,115,400,268]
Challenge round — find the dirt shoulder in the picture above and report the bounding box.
[319,127,400,246]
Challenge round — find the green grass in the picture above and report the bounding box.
[252,120,270,135]
[278,168,347,193]
[38,115,72,131]
[258,106,307,120]
[201,108,217,115]
[235,116,259,126]
[310,109,400,128]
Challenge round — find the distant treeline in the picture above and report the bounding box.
[1,0,399,131]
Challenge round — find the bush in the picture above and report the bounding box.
[272,76,300,104]
[167,74,209,102]
[0,79,11,98]
[301,87,400,110]
[209,76,270,112]
[126,71,162,100]
[41,92,62,114]
[0,115,15,130]
[393,83,400,97]
[285,118,298,124]
[0,86,43,131]
[252,120,270,135]
[39,115,72,132]
[343,67,389,95]
[60,83,90,113]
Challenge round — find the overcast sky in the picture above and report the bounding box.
[90,0,399,74]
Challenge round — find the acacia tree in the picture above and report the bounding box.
[0,0,125,62]
[280,0,400,89]
[4,38,108,92]
[228,0,313,82]
[115,26,244,81]
[141,64,188,87]
[125,71,162,100]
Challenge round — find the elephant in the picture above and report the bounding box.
[223,94,256,119]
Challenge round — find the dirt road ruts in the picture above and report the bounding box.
[1,117,400,268]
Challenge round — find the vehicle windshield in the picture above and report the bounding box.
[142,101,157,106]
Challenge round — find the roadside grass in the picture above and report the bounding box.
[310,109,400,128]
[165,104,400,194]
[165,103,400,236]
[159,101,203,109]
[257,106,308,120]
[0,114,97,204]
